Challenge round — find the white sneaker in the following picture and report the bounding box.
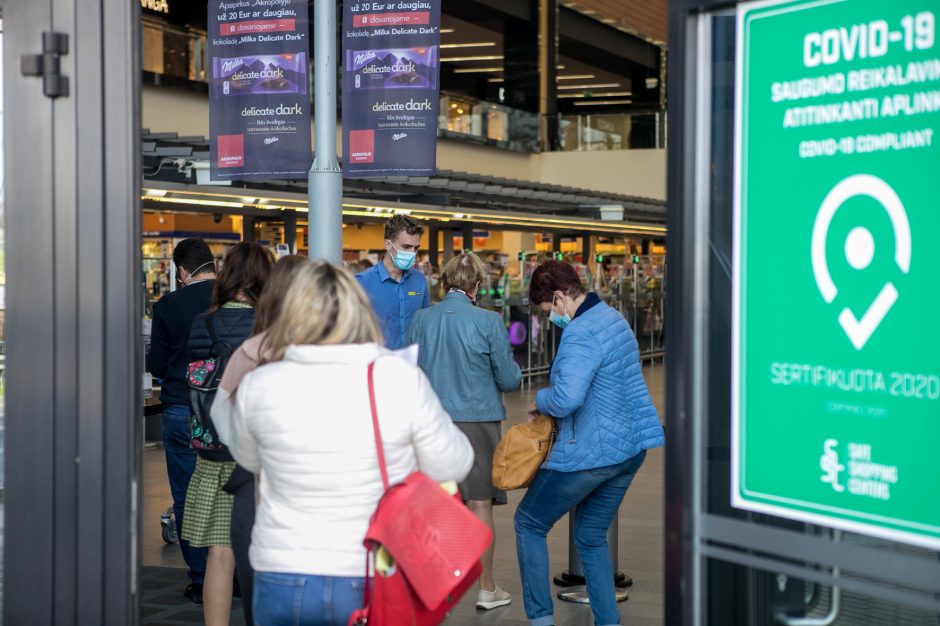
[476,584,512,610]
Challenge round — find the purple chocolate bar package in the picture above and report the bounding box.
[212,53,308,97]
[346,47,438,90]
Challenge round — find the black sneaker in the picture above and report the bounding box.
[184,583,204,605]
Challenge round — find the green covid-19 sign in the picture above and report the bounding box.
[732,0,940,549]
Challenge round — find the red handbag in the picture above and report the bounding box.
[348,361,493,626]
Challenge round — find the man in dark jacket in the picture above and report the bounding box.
[146,238,215,603]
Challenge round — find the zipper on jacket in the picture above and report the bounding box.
[569,418,577,444]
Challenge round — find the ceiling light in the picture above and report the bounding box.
[453,67,503,74]
[556,65,566,70]
[557,74,596,80]
[573,99,634,106]
[440,28,455,33]
[450,103,458,108]
[557,83,621,90]
[441,55,504,62]
[147,197,245,209]
[487,77,504,83]
[144,188,168,198]
[558,91,633,98]
[440,42,496,49]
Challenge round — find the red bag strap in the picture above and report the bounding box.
[367,360,390,491]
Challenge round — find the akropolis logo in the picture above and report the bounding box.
[811,174,912,350]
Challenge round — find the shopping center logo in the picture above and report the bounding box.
[819,439,845,493]
[811,174,911,350]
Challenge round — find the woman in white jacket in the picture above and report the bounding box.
[225,261,474,626]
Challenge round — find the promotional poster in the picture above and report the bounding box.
[208,0,311,181]
[342,1,442,177]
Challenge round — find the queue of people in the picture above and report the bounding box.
[146,214,664,626]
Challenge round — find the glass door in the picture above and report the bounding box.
[667,2,940,624]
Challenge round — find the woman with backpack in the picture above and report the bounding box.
[211,254,310,626]
[184,242,274,626]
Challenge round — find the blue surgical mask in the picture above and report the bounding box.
[549,295,571,329]
[388,242,417,271]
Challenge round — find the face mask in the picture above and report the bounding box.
[388,242,417,271]
[549,295,571,329]
[430,278,439,287]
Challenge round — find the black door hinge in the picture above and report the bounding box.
[21,32,69,98]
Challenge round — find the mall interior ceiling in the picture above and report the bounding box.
[142,130,667,234]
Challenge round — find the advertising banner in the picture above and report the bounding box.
[342,1,442,177]
[208,0,311,181]
[732,0,940,549]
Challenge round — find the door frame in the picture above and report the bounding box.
[3,0,141,622]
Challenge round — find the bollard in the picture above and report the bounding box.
[555,510,631,604]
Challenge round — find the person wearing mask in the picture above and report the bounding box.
[355,215,430,349]
[514,260,665,626]
[183,242,274,626]
[146,238,215,603]
[211,254,311,626]
[225,262,474,626]
[406,252,522,610]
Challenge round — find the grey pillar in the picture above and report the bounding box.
[308,0,343,263]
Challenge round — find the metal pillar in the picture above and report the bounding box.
[443,227,455,263]
[308,0,343,263]
[242,215,256,242]
[461,222,474,252]
[555,511,631,604]
[284,209,298,254]
[428,223,440,268]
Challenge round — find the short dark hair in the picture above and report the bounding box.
[210,242,275,311]
[384,215,425,242]
[172,238,214,275]
[529,260,585,305]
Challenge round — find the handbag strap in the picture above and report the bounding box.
[367,360,390,491]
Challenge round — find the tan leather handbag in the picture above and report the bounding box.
[491,415,557,490]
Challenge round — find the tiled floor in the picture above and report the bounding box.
[141,364,666,625]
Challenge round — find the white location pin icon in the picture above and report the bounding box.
[811,174,912,351]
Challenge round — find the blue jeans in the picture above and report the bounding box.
[253,572,365,626]
[514,452,646,626]
[162,403,208,584]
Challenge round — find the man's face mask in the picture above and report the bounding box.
[387,241,417,271]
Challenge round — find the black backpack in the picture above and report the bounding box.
[186,313,231,453]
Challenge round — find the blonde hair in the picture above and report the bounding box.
[261,261,383,362]
[441,251,484,294]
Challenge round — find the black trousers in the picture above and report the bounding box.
[226,466,256,626]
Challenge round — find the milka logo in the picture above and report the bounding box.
[264,137,279,145]
[221,58,245,74]
[812,174,912,350]
[355,51,377,65]
[393,133,408,141]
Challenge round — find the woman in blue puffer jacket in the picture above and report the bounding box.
[514,260,665,626]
